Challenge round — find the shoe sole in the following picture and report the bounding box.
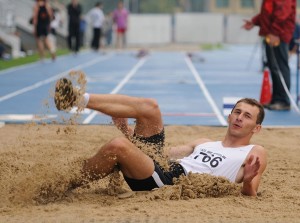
[54,78,76,110]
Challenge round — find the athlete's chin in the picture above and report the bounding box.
[229,129,243,137]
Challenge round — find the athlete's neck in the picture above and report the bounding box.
[222,134,251,148]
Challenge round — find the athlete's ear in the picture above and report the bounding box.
[227,114,231,123]
[252,124,261,134]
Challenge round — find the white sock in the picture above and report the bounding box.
[83,93,90,108]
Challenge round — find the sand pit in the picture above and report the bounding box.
[0,124,299,223]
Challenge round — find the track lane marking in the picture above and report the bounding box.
[184,56,227,126]
[83,57,148,124]
[0,54,113,103]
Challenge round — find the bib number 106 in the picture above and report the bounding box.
[194,152,223,168]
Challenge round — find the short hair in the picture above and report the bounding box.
[95,2,102,7]
[231,98,265,124]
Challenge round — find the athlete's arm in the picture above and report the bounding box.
[241,145,267,196]
[168,138,211,160]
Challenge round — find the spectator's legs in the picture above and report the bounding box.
[266,42,290,105]
[36,37,45,60]
[44,36,56,60]
[75,27,80,53]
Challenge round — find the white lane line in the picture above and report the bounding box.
[0,114,57,121]
[184,56,227,126]
[69,107,91,114]
[162,112,216,117]
[83,57,148,124]
[91,112,216,117]
[0,54,113,103]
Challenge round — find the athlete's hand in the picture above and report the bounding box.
[243,155,260,183]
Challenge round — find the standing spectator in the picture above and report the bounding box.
[13,31,27,57]
[113,1,129,49]
[86,2,105,51]
[0,41,5,59]
[243,0,296,111]
[67,0,82,54]
[32,0,56,61]
[49,7,62,53]
[79,16,87,47]
[103,12,113,47]
[289,19,300,55]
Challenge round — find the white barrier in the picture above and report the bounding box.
[225,14,259,44]
[127,13,259,45]
[1,1,263,47]
[0,0,15,32]
[127,14,171,45]
[175,13,224,44]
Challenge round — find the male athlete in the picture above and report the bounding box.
[55,78,267,196]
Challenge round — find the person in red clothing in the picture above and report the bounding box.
[243,0,296,111]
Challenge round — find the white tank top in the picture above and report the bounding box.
[179,141,254,182]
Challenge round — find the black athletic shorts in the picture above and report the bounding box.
[123,129,185,191]
[131,129,165,159]
[124,162,186,191]
[36,24,49,37]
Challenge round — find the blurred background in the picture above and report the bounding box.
[0,0,299,60]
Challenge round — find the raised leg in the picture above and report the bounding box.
[54,79,164,137]
[87,94,163,137]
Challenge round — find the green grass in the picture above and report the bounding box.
[200,43,223,51]
[0,48,70,71]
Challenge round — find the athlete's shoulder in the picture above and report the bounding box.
[250,144,266,153]
[249,144,267,160]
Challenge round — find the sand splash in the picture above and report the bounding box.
[0,71,241,208]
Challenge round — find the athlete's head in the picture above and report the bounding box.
[231,98,265,124]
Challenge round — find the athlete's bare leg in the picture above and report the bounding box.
[54,79,163,137]
[86,94,163,137]
[54,79,163,189]
[82,137,154,181]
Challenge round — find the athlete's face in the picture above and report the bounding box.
[227,102,261,137]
